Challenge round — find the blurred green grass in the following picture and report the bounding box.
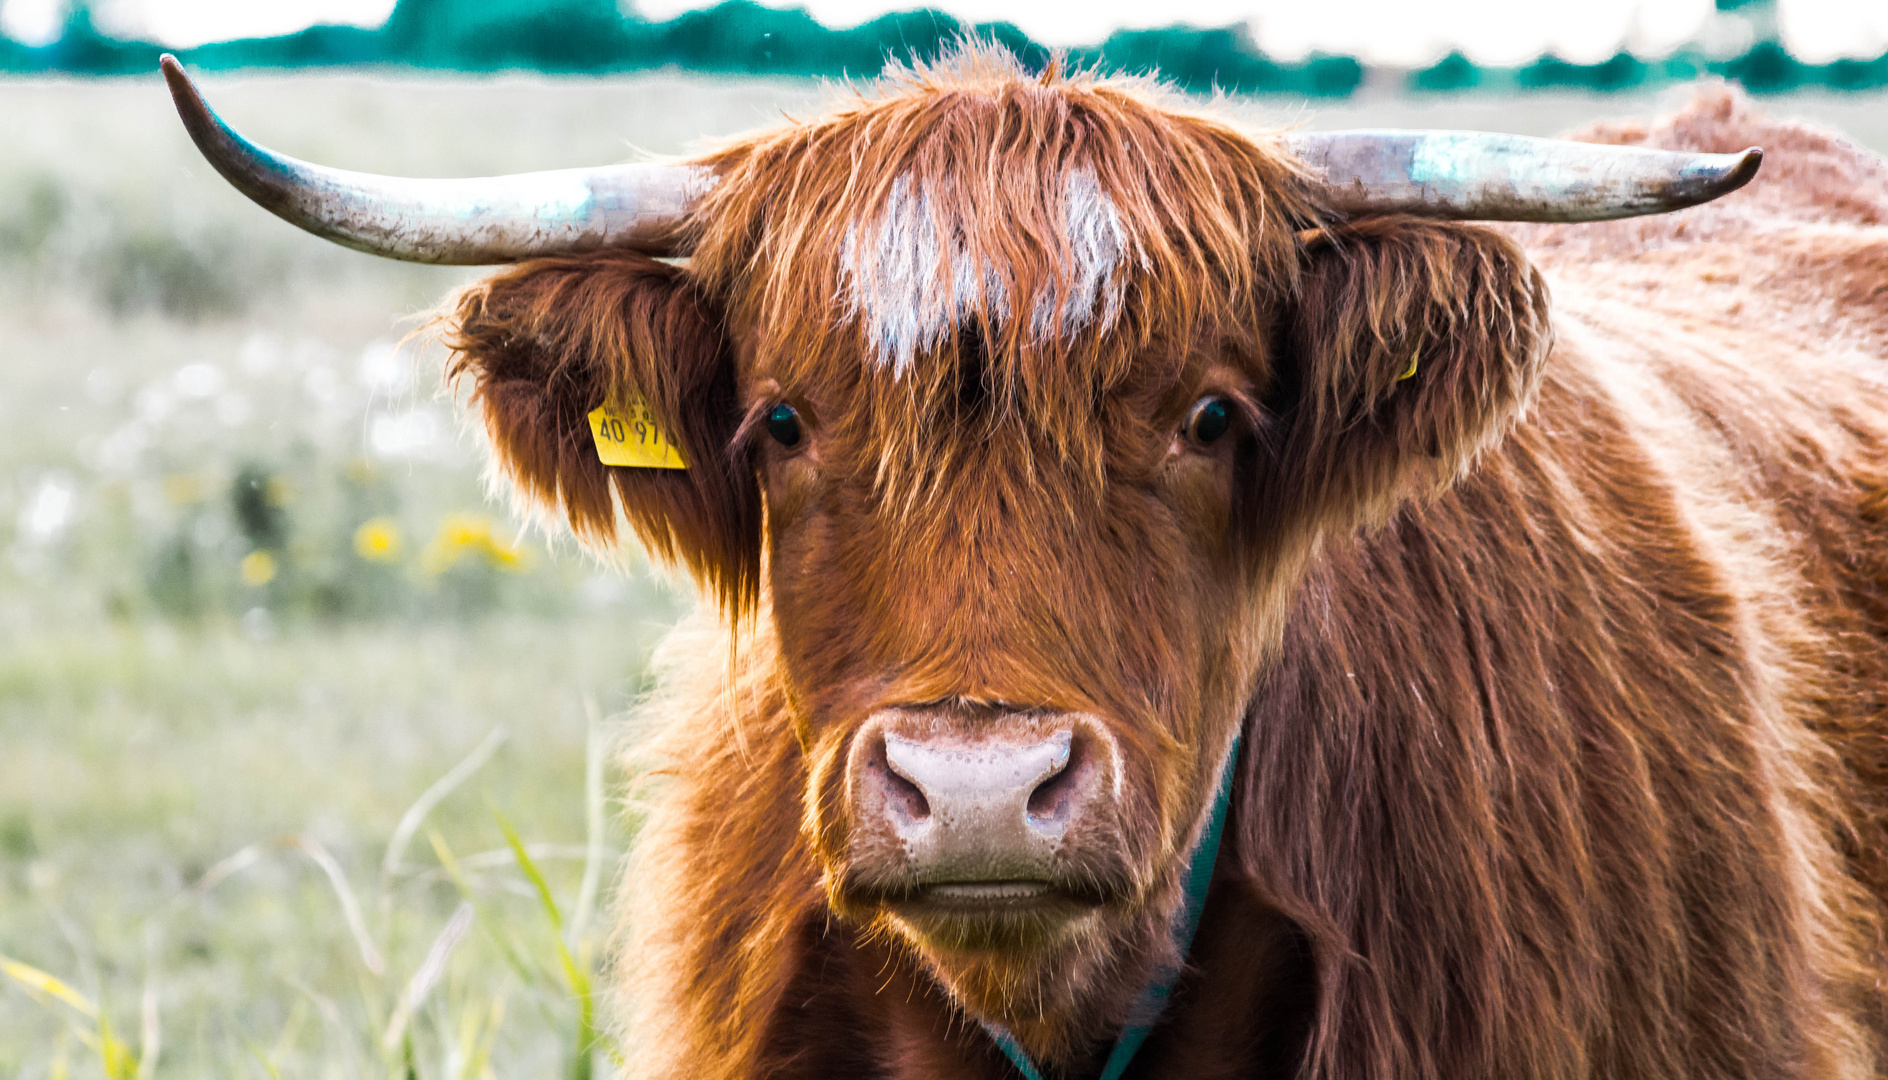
[0,70,827,1079]
[1,70,1883,1078]
[2,621,662,1078]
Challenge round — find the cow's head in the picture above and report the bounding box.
[162,47,1760,1064]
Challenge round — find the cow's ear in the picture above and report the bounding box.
[444,251,761,612]
[1269,218,1552,532]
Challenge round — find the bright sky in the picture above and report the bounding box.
[4,0,1884,66]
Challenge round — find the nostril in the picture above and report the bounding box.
[873,748,931,825]
[1025,735,1078,830]
[885,766,930,823]
[1025,769,1074,828]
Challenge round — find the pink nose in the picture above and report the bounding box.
[856,724,1106,883]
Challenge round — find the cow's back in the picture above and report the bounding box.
[1524,82,1888,1054]
[1518,83,1888,908]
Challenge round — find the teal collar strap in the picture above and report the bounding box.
[983,731,1242,1080]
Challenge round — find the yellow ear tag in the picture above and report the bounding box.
[1398,352,1420,381]
[588,399,687,469]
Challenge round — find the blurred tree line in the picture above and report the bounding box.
[7,0,1354,96]
[0,0,1880,95]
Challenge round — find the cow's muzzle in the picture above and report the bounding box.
[843,708,1128,926]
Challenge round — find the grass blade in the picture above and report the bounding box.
[190,843,266,897]
[267,998,309,1070]
[567,697,608,949]
[427,828,475,899]
[96,1011,138,1080]
[492,808,602,1080]
[452,994,505,1080]
[138,925,162,1080]
[428,829,552,995]
[383,727,509,883]
[294,836,386,976]
[493,809,563,935]
[381,900,475,1052]
[245,1039,285,1080]
[281,974,363,1080]
[1,955,98,1017]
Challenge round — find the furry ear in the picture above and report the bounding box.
[1268,218,1552,532]
[444,251,761,612]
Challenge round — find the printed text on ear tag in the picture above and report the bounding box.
[588,399,687,469]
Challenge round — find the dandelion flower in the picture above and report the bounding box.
[353,518,403,562]
[421,514,528,574]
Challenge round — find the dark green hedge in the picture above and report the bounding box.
[4,0,1884,96]
[0,0,1358,96]
[1412,41,1888,94]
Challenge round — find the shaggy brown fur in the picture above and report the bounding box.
[443,48,1888,1080]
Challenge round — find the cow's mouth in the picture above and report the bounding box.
[922,880,1056,903]
[868,877,1113,947]
[846,874,1114,910]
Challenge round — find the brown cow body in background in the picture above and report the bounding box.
[568,80,1888,1078]
[163,46,1888,1080]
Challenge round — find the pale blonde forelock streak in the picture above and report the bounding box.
[839,167,1135,375]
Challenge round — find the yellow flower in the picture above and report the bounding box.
[353,518,403,562]
[484,533,528,572]
[421,514,529,575]
[445,516,486,547]
[239,550,277,586]
[421,513,485,574]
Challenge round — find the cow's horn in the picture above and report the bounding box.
[1285,130,1761,222]
[160,55,707,264]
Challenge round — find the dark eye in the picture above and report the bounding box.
[1186,397,1233,446]
[765,402,803,447]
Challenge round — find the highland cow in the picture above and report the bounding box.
[163,48,1888,1080]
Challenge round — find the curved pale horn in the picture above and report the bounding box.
[1285,130,1761,222]
[160,55,708,264]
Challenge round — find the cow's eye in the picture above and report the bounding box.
[765,403,803,447]
[1186,397,1233,446]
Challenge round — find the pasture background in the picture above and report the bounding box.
[1,70,1884,1077]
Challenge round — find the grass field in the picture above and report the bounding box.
[1,68,1884,1078]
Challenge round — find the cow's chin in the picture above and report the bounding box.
[839,880,1178,1065]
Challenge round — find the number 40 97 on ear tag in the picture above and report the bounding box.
[588,400,687,470]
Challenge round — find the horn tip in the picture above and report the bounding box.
[159,52,222,149]
[1727,146,1764,191]
[159,53,198,105]
[1667,145,1762,214]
